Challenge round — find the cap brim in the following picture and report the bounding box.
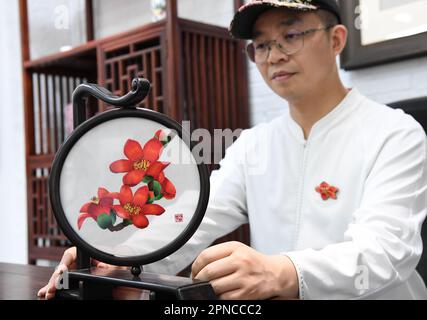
[229,2,318,40]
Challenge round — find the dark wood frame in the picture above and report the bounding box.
[339,0,427,70]
[49,107,210,267]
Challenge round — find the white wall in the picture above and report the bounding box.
[178,0,234,27]
[0,0,28,264]
[93,0,234,39]
[28,0,86,60]
[93,0,153,39]
[249,55,427,126]
[339,56,427,104]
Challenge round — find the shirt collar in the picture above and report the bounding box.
[285,88,363,144]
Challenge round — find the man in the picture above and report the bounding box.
[39,0,427,300]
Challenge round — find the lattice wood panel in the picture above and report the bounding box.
[28,160,71,262]
[179,20,249,174]
[31,74,87,154]
[27,72,89,263]
[181,32,240,132]
[180,21,250,246]
[100,37,165,113]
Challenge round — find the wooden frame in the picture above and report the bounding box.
[339,0,427,70]
[49,108,210,267]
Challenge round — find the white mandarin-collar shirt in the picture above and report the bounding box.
[145,88,427,300]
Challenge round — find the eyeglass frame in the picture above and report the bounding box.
[246,24,336,64]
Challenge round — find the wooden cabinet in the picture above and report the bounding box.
[19,0,250,264]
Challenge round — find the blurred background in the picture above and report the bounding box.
[1,0,427,271]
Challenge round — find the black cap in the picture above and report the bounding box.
[229,0,342,40]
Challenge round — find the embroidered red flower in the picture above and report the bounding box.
[155,129,172,145]
[110,138,170,187]
[157,171,176,200]
[315,182,339,201]
[77,188,118,230]
[113,185,165,229]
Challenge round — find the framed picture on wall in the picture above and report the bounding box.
[339,0,427,70]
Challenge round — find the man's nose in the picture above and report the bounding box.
[267,44,290,64]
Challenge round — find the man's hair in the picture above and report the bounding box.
[317,9,339,28]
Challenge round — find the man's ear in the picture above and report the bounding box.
[330,25,348,56]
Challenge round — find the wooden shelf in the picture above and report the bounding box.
[23,42,97,70]
[20,0,250,265]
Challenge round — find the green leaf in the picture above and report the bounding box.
[97,214,112,230]
[154,193,164,201]
[123,219,133,226]
[110,209,117,225]
[161,135,172,146]
[143,176,154,184]
[152,181,162,197]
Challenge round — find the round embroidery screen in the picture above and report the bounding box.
[50,110,208,265]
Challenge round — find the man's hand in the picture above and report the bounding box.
[191,241,299,300]
[37,247,127,300]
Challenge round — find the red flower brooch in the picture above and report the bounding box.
[315,182,339,201]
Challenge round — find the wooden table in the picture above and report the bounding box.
[0,263,147,300]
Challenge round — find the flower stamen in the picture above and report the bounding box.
[124,203,142,216]
[133,159,151,171]
[91,197,100,205]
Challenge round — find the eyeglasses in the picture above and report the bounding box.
[246,25,335,64]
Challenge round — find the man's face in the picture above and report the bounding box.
[252,8,338,101]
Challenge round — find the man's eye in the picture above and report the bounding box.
[255,43,267,50]
[284,33,300,42]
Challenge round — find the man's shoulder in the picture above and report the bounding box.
[238,113,287,140]
[355,91,425,136]
[226,114,287,157]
